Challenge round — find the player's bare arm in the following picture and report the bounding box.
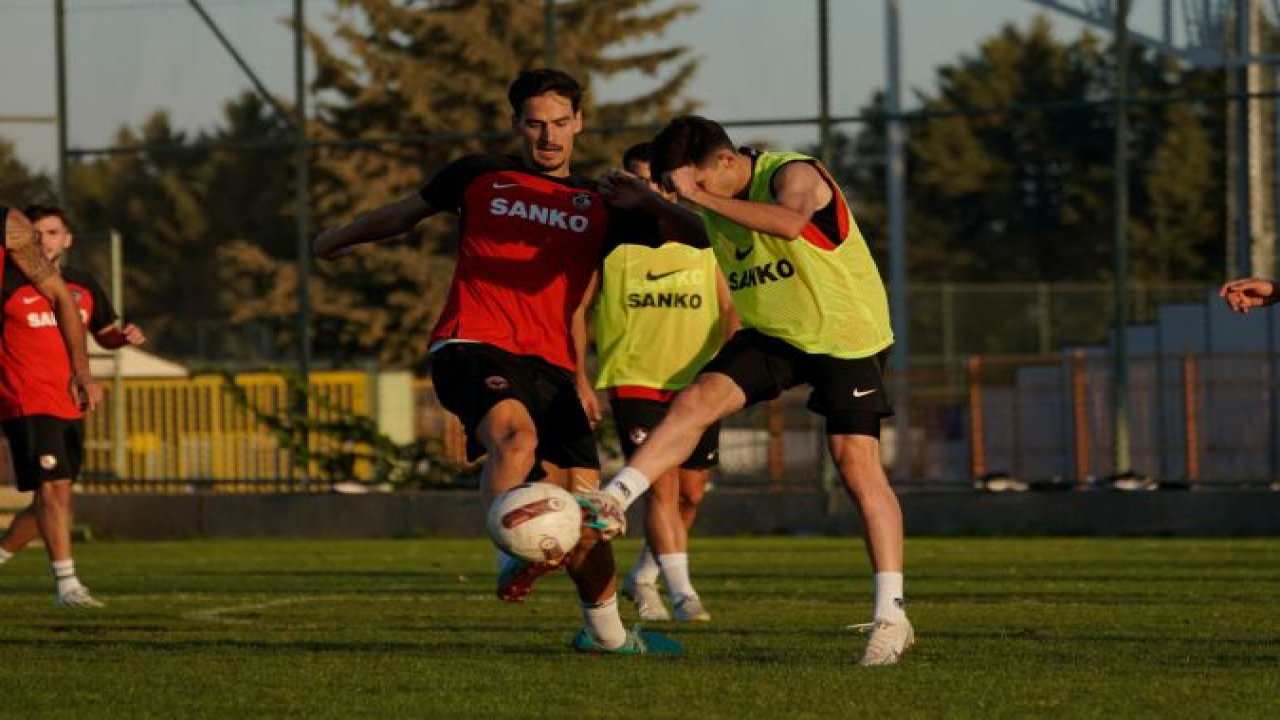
[1220,277,1279,313]
[600,170,708,246]
[668,161,831,239]
[572,269,602,425]
[312,192,437,259]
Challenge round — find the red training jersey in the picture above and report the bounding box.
[0,264,115,420]
[420,154,656,372]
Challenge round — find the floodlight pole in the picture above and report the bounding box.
[294,0,312,486]
[544,0,556,67]
[817,0,832,166]
[1112,0,1132,476]
[55,0,69,204]
[885,0,911,482]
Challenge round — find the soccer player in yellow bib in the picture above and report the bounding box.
[596,116,914,665]
[580,142,738,623]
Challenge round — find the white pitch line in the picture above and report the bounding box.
[182,597,309,626]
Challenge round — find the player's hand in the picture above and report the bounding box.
[1220,277,1278,313]
[575,375,602,427]
[121,323,146,346]
[600,169,655,209]
[661,165,703,204]
[71,375,103,412]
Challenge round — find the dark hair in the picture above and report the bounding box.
[649,116,735,180]
[622,142,651,173]
[508,68,583,116]
[23,204,71,232]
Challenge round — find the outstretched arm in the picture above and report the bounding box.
[5,209,101,410]
[312,192,437,259]
[1220,277,1279,313]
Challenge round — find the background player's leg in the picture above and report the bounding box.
[0,505,41,559]
[34,478,100,607]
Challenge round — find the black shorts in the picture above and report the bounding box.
[3,415,85,491]
[700,329,893,438]
[430,342,599,471]
[610,396,720,470]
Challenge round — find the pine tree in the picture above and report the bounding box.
[829,16,1226,285]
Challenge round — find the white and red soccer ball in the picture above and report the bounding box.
[486,482,582,563]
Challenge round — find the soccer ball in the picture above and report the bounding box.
[486,482,583,564]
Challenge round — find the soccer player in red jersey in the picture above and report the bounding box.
[0,205,115,607]
[313,69,680,655]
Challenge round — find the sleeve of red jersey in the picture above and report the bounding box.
[82,274,118,334]
[418,154,501,214]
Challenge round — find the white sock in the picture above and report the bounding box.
[873,571,906,623]
[658,552,697,602]
[630,542,661,586]
[0,547,13,564]
[582,595,628,649]
[603,466,651,512]
[52,559,82,595]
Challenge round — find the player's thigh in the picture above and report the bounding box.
[431,343,534,461]
[804,349,894,438]
[2,416,79,492]
[697,328,801,408]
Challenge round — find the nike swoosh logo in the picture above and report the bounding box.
[733,245,753,261]
[492,182,519,189]
[645,270,681,282]
[21,296,41,305]
[852,388,877,398]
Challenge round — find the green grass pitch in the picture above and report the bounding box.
[1,537,1278,719]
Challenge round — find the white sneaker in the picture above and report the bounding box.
[621,576,670,621]
[673,594,711,622]
[853,618,914,666]
[56,585,105,609]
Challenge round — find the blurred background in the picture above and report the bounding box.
[2,0,1278,495]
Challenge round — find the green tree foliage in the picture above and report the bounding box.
[278,0,699,370]
[830,16,1225,284]
[70,94,295,361]
[0,139,57,208]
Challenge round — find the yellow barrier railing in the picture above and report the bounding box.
[81,371,369,492]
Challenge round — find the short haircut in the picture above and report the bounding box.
[23,204,71,232]
[649,116,735,180]
[508,68,583,116]
[622,142,651,173]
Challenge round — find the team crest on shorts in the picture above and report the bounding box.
[484,375,510,391]
[39,454,58,470]
[571,193,593,209]
[629,426,649,445]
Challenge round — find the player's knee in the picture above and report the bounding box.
[832,435,883,475]
[34,480,72,510]
[679,485,706,510]
[668,388,719,430]
[489,426,538,462]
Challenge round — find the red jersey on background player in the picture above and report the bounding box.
[312,69,679,656]
[0,205,124,608]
